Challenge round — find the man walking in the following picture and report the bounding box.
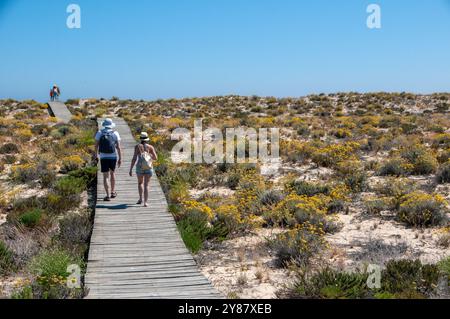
[94,118,122,201]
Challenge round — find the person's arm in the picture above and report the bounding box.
[149,145,158,161]
[116,141,122,168]
[94,132,100,160]
[129,146,138,176]
[114,132,122,168]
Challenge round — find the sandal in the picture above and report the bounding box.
[104,196,111,202]
[111,192,117,199]
[136,200,142,205]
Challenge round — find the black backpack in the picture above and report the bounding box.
[99,131,116,154]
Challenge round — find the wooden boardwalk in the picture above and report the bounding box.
[84,118,220,299]
[47,101,72,123]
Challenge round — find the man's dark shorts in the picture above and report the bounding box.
[100,158,117,173]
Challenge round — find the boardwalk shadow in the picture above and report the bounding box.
[96,204,130,210]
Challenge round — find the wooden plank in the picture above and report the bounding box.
[84,117,220,299]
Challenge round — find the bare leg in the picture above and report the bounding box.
[143,175,151,207]
[137,175,144,203]
[110,170,116,194]
[103,172,110,197]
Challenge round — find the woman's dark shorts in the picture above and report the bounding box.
[100,158,117,173]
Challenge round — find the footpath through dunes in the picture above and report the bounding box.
[84,118,221,299]
[47,103,220,298]
[47,101,73,123]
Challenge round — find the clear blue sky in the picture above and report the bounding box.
[1,0,450,101]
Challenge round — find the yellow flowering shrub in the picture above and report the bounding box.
[215,204,242,233]
[270,193,340,233]
[215,204,264,234]
[329,184,351,203]
[280,140,318,163]
[312,142,360,168]
[16,128,33,142]
[182,200,214,221]
[60,155,85,173]
[235,169,266,215]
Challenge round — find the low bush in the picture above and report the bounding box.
[43,193,81,215]
[29,249,83,280]
[437,162,450,184]
[215,205,242,235]
[60,155,85,173]
[58,211,92,247]
[0,240,16,275]
[364,198,389,215]
[53,176,86,197]
[68,166,97,187]
[378,159,408,177]
[410,154,438,175]
[1,225,39,268]
[286,267,369,299]
[19,209,45,228]
[177,211,211,253]
[381,259,440,298]
[438,256,450,279]
[287,180,330,197]
[311,142,360,168]
[270,194,340,232]
[269,225,326,267]
[398,192,448,227]
[258,190,284,207]
[0,142,19,154]
[10,164,39,183]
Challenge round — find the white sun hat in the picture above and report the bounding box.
[102,118,116,129]
[140,132,150,142]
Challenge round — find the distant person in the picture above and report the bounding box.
[129,132,157,207]
[94,119,122,201]
[51,85,60,101]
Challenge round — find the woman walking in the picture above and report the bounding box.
[129,132,158,207]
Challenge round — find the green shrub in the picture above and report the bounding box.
[378,159,407,176]
[411,154,438,175]
[0,240,16,275]
[29,249,82,279]
[19,209,44,228]
[11,278,86,299]
[343,170,367,193]
[43,193,81,215]
[68,166,97,187]
[60,155,85,173]
[287,180,330,197]
[381,259,440,297]
[177,211,211,253]
[437,162,450,184]
[269,227,326,267]
[364,198,388,215]
[438,256,450,278]
[258,190,284,206]
[54,176,85,196]
[0,142,19,154]
[226,172,241,190]
[287,268,369,299]
[398,192,448,227]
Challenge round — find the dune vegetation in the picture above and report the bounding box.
[71,92,449,299]
[0,99,96,298]
[1,92,449,299]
